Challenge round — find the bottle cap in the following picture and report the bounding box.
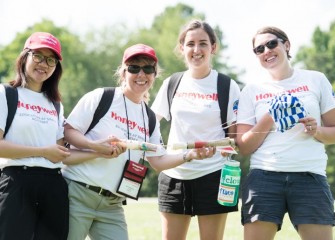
[225,160,240,167]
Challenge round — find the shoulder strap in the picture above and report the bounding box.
[86,87,115,134]
[167,71,184,120]
[144,103,156,137]
[166,72,231,135]
[85,87,156,137]
[52,102,61,118]
[4,84,18,137]
[217,73,231,135]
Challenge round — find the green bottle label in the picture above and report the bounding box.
[217,161,241,206]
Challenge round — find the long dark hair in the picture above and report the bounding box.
[10,49,63,102]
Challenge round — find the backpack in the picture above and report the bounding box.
[3,84,60,138]
[167,72,231,135]
[3,86,156,138]
[85,87,156,136]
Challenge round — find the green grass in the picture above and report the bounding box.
[124,198,334,240]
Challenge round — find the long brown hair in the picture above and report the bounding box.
[10,49,63,102]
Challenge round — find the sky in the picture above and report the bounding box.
[1,0,334,83]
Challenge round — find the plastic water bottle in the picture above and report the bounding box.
[217,160,241,206]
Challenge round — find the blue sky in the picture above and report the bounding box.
[1,0,334,83]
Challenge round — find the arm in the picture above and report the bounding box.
[236,113,273,155]
[58,138,102,165]
[62,149,107,165]
[227,121,237,140]
[316,108,335,144]
[146,147,216,172]
[64,123,118,155]
[0,130,70,163]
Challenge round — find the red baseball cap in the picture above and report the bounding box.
[24,32,62,60]
[123,44,158,63]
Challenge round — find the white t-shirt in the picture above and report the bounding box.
[0,85,65,169]
[151,69,241,180]
[62,87,165,195]
[237,68,335,176]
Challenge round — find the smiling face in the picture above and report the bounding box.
[25,48,57,92]
[253,33,290,72]
[122,56,156,103]
[180,28,216,72]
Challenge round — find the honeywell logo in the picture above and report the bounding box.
[17,101,57,116]
[175,92,218,101]
[255,85,309,101]
[111,111,148,136]
[132,164,144,172]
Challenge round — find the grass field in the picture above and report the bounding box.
[124,198,301,240]
[85,198,334,240]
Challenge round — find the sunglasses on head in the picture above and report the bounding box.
[253,38,284,55]
[127,65,156,74]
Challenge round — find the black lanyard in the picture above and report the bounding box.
[123,94,146,161]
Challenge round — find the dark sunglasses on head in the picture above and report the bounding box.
[127,65,156,74]
[253,38,284,55]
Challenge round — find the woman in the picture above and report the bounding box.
[62,43,215,240]
[151,20,241,240]
[236,26,335,240]
[0,32,70,240]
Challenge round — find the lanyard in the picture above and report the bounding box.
[123,94,146,161]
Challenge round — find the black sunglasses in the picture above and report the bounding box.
[253,39,284,55]
[127,65,156,74]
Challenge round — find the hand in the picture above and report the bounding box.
[268,94,307,132]
[87,136,123,156]
[220,151,230,158]
[299,117,317,136]
[186,147,216,161]
[108,142,127,158]
[42,144,71,163]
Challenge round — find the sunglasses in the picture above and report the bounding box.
[127,65,156,74]
[253,38,284,55]
[28,52,58,67]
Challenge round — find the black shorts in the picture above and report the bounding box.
[158,170,238,216]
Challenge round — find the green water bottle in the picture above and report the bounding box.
[217,160,241,206]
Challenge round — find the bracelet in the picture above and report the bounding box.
[183,151,190,163]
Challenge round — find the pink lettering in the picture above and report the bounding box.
[255,85,310,101]
[17,101,57,116]
[111,111,141,131]
[174,92,219,101]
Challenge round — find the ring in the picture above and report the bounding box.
[309,125,312,131]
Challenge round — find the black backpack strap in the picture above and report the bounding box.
[86,87,115,134]
[52,102,60,118]
[3,84,18,137]
[217,73,231,135]
[144,103,156,137]
[167,72,184,120]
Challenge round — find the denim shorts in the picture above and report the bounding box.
[241,169,335,230]
[158,170,238,216]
